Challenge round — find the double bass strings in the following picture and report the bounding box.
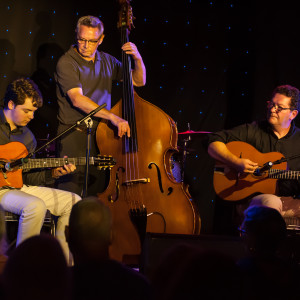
[121,27,143,210]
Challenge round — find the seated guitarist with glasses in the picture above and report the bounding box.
[208,84,300,221]
[0,77,81,263]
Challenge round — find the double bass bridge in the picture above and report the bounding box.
[122,178,150,186]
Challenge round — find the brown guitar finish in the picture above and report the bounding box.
[213,141,287,201]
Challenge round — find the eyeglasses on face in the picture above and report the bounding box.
[267,101,291,113]
[77,37,100,45]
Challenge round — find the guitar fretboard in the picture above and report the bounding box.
[20,157,95,170]
[268,169,300,180]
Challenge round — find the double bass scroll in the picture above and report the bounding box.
[96,0,201,264]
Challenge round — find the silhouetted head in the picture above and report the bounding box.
[3,234,69,300]
[241,205,287,256]
[66,196,112,263]
[151,243,241,300]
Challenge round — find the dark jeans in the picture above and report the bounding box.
[56,123,108,197]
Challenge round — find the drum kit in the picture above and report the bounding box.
[171,126,211,183]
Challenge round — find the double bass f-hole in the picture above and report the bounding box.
[109,166,125,203]
[110,161,173,202]
[148,162,173,195]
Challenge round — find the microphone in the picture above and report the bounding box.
[5,157,29,171]
[254,161,273,176]
[76,103,107,126]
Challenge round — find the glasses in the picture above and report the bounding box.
[267,101,291,113]
[77,37,100,45]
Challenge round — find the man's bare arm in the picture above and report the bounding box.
[208,141,258,173]
[67,88,130,137]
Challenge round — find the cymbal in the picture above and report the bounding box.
[178,130,211,135]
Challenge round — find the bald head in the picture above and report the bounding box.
[67,197,112,261]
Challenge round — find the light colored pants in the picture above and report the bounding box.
[250,194,300,217]
[0,185,81,263]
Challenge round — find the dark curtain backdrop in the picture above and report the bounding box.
[1,0,300,234]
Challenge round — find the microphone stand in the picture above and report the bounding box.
[27,104,107,197]
[30,104,107,158]
[82,117,93,198]
[254,153,300,176]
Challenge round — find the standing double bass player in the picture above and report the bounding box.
[96,0,201,264]
[55,15,146,196]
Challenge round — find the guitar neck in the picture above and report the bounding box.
[269,169,300,180]
[20,157,95,170]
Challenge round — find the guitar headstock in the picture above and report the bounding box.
[95,155,116,170]
[118,0,135,31]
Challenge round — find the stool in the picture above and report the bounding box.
[5,210,56,253]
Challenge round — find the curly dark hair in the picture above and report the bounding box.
[271,84,300,111]
[3,78,43,109]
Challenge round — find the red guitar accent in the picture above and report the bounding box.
[0,142,115,188]
[213,141,299,201]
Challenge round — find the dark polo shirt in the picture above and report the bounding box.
[208,120,300,196]
[55,46,122,125]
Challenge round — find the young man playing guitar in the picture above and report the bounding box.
[0,78,81,263]
[208,85,300,218]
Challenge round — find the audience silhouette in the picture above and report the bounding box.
[238,205,300,300]
[0,205,7,298]
[65,196,152,300]
[151,242,242,300]
[1,200,300,300]
[2,234,70,300]
[0,205,7,275]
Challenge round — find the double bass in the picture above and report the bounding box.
[96,0,201,264]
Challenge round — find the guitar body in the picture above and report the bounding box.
[213,141,287,201]
[0,142,28,188]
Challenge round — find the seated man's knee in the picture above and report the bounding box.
[21,198,47,219]
[74,194,81,204]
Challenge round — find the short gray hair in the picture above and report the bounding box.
[76,15,104,36]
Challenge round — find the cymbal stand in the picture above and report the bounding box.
[180,134,191,182]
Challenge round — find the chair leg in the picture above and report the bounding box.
[4,210,56,255]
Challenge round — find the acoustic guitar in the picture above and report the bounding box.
[213,141,300,201]
[0,142,115,188]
